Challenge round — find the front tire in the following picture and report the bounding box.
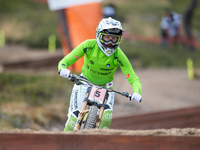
[83,106,98,129]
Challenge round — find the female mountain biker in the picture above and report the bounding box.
[58,17,142,131]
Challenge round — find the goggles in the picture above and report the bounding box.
[98,33,122,45]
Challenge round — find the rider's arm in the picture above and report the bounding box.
[58,41,86,72]
[115,49,142,95]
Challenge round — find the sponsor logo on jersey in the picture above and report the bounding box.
[90,69,112,75]
[76,55,79,59]
[100,68,114,71]
[61,63,66,67]
[90,60,94,64]
[116,59,124,66]
[126,74,130,78]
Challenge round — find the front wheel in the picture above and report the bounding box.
[83,106,98,129]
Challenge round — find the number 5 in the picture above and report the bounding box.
[95,91,101,97]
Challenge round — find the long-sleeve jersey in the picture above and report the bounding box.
[58,39,142,95]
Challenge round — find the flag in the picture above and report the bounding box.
[48,0,103,72]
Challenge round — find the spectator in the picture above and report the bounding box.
[160,8,171,48]
[102,3,116,18]
[160,8,182,47]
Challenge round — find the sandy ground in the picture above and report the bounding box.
[1,128,200,136]
[1,44,200,119]
[113,68,200,118]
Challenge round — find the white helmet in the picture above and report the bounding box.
[96,17,124,57]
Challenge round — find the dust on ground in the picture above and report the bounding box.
[1,128,200,136]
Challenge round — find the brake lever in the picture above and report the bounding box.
[75,81,83,85]
[122,92,131,98]
[69,74,79,82]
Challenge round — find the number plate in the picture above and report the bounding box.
[88,86,107,104]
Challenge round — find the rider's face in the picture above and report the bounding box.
[102,35,118,43]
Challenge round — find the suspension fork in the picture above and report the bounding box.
[74,101,88,131]
[95,99,108,129]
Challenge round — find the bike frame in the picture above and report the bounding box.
[68,74,133,131]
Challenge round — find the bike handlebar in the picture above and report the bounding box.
[69,74,132,99]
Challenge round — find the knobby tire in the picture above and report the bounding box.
[83,106,98,129]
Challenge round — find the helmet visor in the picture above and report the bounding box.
[106,28,122,34]
[99,33,122,45]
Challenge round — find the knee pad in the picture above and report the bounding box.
[99,110,112,129]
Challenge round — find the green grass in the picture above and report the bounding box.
[0,0,61,48]
[0,73,71,105]
[121,40,200,68]
[0,73,74,130]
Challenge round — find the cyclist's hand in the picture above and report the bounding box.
[60,68,71,79]
[129,93,142,102]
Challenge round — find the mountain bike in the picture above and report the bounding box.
[68,74,136,131]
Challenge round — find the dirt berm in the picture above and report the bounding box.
[0,128,200,150]
[1,106,200,150]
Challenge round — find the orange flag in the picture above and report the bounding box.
[48,0,102,72]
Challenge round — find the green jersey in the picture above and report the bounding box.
[58,39,142,95]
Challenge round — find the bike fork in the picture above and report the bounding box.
[74,99,108,130]
[95,99,107,129]
[74,101,88,131]
[94,107,104,128]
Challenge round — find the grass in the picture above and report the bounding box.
[121,40,200,68]
[0,73,74,130]
[0,0,61,48]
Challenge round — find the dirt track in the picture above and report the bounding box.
[1,128,200,150]
[1,44,200,149]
